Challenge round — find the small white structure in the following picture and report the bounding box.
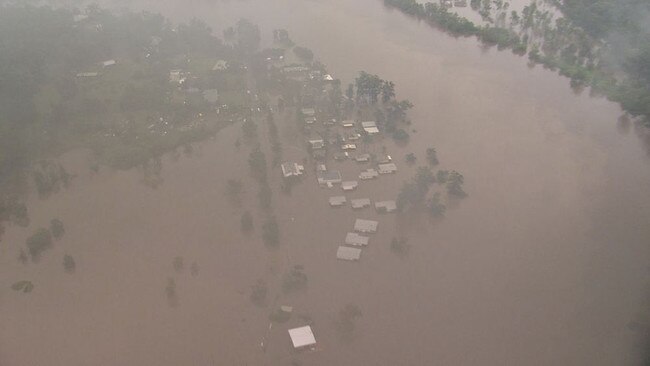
[76,72,98,77]
[361,121,379,134]
[341,120,355,128]
[323,74,334,81]
[354,219,378,233]
[73,14,88,22]
[337,246,362,261]
[375,200,397,213]
[359,169,379,180]
[341,144,356,151]
[345,232,369,246]
[169,69,185,83]
[341,181,358,191]
[378,163,397,174]
[281,162,305,178]
[288,326,317,349]
[329,196,347,207]
[351,198,371,209]
[102,59,116,68]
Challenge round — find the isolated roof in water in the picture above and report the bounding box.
[337,246,362,261]
[375,200,397,212]
[288,326,316,348]
[329,196,347,206]
[351,198,371,208]
[354,219,378,233]
[345,232,369,246]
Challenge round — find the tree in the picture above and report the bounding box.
[426,147,439,166]
[406,153,417,164]
[26,228,53,262]
[428,192,446,217]
[293,46,314,62]
[173,256,184,273]
[250,279,267,306]
[50,218,64,239]
[392,129,410,142]
[165,278,178,307]
[381,81,395,103]
[241,211,253,233]
[390,237,410,257]
[446,171,467,197]
[63,254,76,273]
[436,170,449,184]
[282,265,307,293]
[226,179,244,205]
[262,216,279,247]
[335,304,363,335]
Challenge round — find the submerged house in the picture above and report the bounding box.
[337,246,362,261]
[317,169,342,186]
[375,200,397,213]
[378,163,397,174]
[288,326,317,349]
[359,169,379,180]
[308,139,325,150]
[102,59,116,68]
[361,121,379,134]
[345,232,369,246]
[329,196,347,207]
[354,219,378,233]
[351,198,371,209]
[281,162,305,178]
[341,181,358,191]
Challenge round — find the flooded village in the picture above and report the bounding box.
[2,0,650,365]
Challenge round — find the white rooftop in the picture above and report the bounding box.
[378,163,397,174]
[341,181,358,191]
[345,232,369,246]
[375,200,397,213]
[329,196,347,206]
[337,246,362,261]
[288,326,316,348]
[354,219,378,233]
[351,198,371,209]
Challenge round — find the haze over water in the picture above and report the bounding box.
[2,0,650,365]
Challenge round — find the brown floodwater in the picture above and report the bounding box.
[2,0,650,365]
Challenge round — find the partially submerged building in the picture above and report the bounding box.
[359,169,379,180]
[345,232,369,246]
[317,169,342,187]
[361,121,379,134]
[355,154,371,163]
[281,162,305,178]
[351,198,371,209]
[378,163,397,174]
[102,59,116,68]
[308,139,325,150]
[329,196,347,207]
[337,246,362,261]
[288,326,317,349]
[354,219,378,233]
[375,200,397,213]
[341,181,358,191]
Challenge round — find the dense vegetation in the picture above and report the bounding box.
[384,0,650,124]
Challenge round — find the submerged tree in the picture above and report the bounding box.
[50,218,64,240]
[390,237,410,257]
[426,147,439,166]
[166,278,178,307]
[250,279,268,306]
[282,265,308,293]
[334,303,363,336]
[428,192,446,217]
[63,254,76,274]
[241,211,254,233]
[446,171,467,198]
[173,256,184,273]
[26,228,52,262]
[262,216,279,247]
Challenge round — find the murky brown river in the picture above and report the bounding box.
[2,0,650,365]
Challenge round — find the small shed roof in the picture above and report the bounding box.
[354,219,378,233]
[337,246,362,261]
[345,232,369,246]
[378,163,397,174]
[361,121,377,128]
[288,326,317,348]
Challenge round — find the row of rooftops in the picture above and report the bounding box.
[329,197,396,212]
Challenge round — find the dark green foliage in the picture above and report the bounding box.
[282,265,308,293]
[26,228,52,262]
[446,170,467,198]
[241,211,254,233]
[50,218,64,240]
[405,153,417,164]
[436,170,449,184]
[390,237,410,257]
[166,277,178,307]
[428,192,446,217]
[63,254,76,273]
[335,304,363,334]
[392,129,410,142]
[173,256,184,273]
[250,279,267,306]
[262,216,279,247]
[426,147,439,166]
[11,280,34,293]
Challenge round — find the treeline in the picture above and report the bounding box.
[384,0,650,123]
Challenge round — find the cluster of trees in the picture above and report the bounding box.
[385,0,650,123]
[396,162,466,216]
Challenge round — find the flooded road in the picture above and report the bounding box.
[2,0,650,365]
